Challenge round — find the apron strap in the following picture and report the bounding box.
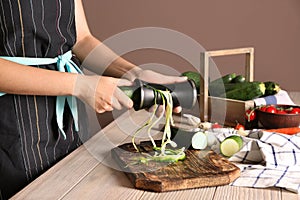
[0,51,83,139]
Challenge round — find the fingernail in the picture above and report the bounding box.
[128,100,134,108]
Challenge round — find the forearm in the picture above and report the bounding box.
[73,35,141,81]
[103,56,141,81]
[0,59,77,96]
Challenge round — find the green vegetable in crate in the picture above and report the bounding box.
[210,81,256,98]
[209,82,243,97]
[263,81,281,96]
[181,72,238,94]
[210,73,237,85]
[181,71,201,92]
[231,75,246,83]
[219,81,266,101]
[208,73,237,96]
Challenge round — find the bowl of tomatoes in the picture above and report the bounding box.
[256,104,300,129]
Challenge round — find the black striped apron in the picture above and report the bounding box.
[0,1,88,199]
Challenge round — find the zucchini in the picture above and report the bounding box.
[170,127,209,150]
[219,81,266,101]
[209,73,237,96]
[119,85,135,99]
[209,82,239,97]
[210,73,236,86]
[181,71,201,92]
[170,126,197,149]
[181,72,238,94]
[263,81,280,96]
[220,135,243,157]
[191,131,208,150]
[209,82,254,97]
[231,75,246,83]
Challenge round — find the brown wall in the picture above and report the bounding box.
[82,1,300,128]
[83,0,300,91]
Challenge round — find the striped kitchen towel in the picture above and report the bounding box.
[211,128,300,193]
[253,90,295,106]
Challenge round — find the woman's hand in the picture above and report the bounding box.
[135,69,188,85]
[73,75,133,113]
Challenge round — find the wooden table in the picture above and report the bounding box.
[11,109,300,200]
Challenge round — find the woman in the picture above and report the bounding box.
[0,0,186,199]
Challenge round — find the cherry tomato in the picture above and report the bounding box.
[245,109,256,122]
[266,106,277,113]
[276,110,287,114]
[260,106,267,112]
[235,123,245,131]
[212,123,222,128]
[289,108,300,114]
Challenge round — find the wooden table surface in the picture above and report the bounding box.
[11,109,300,200]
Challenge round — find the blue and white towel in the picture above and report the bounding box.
[253,90,295,106]
[210,128,300,193]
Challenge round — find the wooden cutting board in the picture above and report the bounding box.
[111,141,240,192]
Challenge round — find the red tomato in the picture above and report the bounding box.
[266,106,277,113]
[235,123,245,131]
[276,110,287,114]
[212,123,222,128]
[260,106,267,112]
[245,109,256,122]
[289,108,300,114]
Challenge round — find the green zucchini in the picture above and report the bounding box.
[208,73,237,96]
[209,82,236,97]
[210,73,237,86]
[181,72,239,94]
[219,81,266,101]
[191,131,208,150]
[263,81,280,96]
[119,86,135,99]
[209,83,226,97]
[181,71,201,92]
[209,82,252,97]
[231,75,246,83]
[220,135,243,157]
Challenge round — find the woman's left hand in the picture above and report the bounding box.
[135,69,187,85]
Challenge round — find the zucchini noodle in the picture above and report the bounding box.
[157,90,174,155]
[131,87,185,163]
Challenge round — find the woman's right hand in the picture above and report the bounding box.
[73,75,133,113]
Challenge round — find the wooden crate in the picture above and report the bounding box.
[199,47,255,126]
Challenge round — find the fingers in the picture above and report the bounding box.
[174,76,188,83]
[111,97,122,110]
[114,78,134,109]
[94,95,114,113]
[137,69,188,85]
[173,106,182,113]
[155,105,165,117]
[95,105,113,114]
[114,87,133,109]
[94,77,133,113]
[116,78,133,87]
[74,75,133,113]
